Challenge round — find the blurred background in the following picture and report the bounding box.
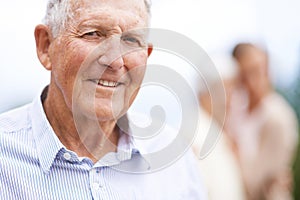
[1,0,300,198]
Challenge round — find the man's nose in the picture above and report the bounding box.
[97,36,124,70]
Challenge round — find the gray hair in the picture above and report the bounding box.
[44,0,152,38]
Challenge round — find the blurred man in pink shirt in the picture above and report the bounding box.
[227,43,298,200]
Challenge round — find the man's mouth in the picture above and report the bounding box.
[89,79,122,88]
[98,79,120,87]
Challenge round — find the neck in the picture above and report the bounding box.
[248,86,271,112]
[43,85,119,163]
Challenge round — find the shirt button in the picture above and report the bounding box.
[63,152,72,160]
[92,183,100,190]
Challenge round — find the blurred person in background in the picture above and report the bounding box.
[226,43,299,200]
[192,54,246,200]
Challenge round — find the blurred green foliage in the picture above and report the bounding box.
[292,78,300,200]
[279,74,300,199]
[294,139,300,200]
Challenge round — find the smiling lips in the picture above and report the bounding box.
[98,79,120,87]
[89,79,122,88]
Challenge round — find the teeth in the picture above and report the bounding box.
[108,82,114,87]
[98,79,118,87]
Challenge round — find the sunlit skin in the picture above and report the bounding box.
[34,0,153,162]
[236,46,271,112]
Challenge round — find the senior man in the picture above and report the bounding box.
[0,0,207,199]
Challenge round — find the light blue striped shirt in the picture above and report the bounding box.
[0,93,207,200]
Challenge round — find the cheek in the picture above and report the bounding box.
[119,52,147,109]
[124,51,148,82]
[51,40,96,105]
[125,50,148,69]
[52,40,91,78]
[63,42,92,77]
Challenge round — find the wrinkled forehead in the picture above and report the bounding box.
[69,0,149,27]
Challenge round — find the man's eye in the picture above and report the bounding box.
[81,31,103,39]
[123,37,138,43]
[122,36,140,45]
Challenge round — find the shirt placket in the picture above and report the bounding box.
[89,167,107,200]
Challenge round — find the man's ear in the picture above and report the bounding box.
[34,24,52,71]
[147,43,153,57]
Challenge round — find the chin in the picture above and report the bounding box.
[94,101,128,121]
[72,90,130,121]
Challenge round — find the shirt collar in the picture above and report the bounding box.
[30,92,64,174]
[30,88,151,173]
[93,117,151,171]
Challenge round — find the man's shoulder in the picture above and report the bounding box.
[261,92,296,123]
[0,104,31,133]
[261,92,298,140]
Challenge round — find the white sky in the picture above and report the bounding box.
[1,0,300,113]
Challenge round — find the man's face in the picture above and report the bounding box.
[237,47,269,99]
[47,0,151,121]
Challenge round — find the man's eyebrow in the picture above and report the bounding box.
[75,12,117,28]
[122,30,147,38]
[77,19,114,30]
